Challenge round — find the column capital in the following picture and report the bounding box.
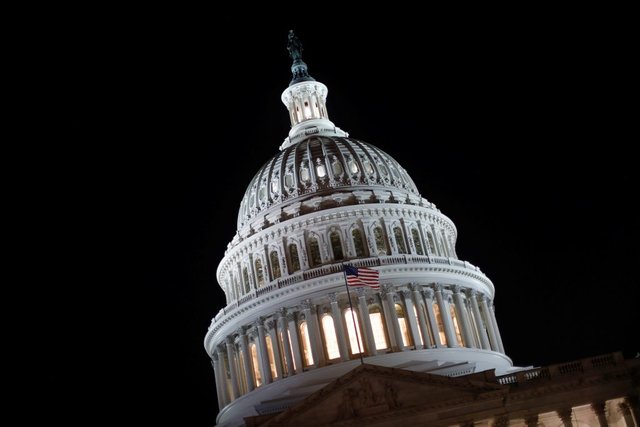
[422,288,434,299]
[225,336,235,346]
[286,311,297,322]
[255,316,265,327]
[466,288,477,298]
[265,319,276,330]
[408,282,420,291]
[401,289,412,299]
[433,283,444,293]
[356,286,367,297]
[212,352,219,362]
[236,326,247,336]
[300,299,313,310]
[278,307,288,317]
[451,284,462,294]
[380,283,394,296]
[328,292,338,303]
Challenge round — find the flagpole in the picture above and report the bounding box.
[342,262,364,365]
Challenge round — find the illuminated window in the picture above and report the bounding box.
[368,305,388,350]
[412,228,424,255]
[258,186,266,203]
[395,303,411,347]
[394,227,407,254]
[352,228,365,257]
[316,162,326,178]
[265,335,277,379]
[426,231,436,254]
[289,244,300,273]
[321,315,340,360]
[433,303,448,346]
[332,159,343,176]
[284,173,294,190]
[344,308,363,355]
[243,267,250,293]
[379,163,389,176]
[450,304,464,346]
[278,330,290,375]
[308,235,321,266]
[299,321,314,367]
[270,178,279,195]
[363,160,374,175]
[255,259,264,286]
[250,342,262,387]
[270,251,281,279]
[330,231,344,261]
[300,167,310,182]
[348,158,359,174]
[373,226,388,255]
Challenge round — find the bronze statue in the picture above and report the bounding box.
[287,30,303,61]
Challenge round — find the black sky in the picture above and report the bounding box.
[49,10,638,427]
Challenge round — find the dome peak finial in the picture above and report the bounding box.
[286,30,315,86]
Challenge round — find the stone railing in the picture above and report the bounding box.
[496,352,624,385]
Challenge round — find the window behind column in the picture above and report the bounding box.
[450,303,464,346]
[288,243,300,273]
[299,321,314,367]
[255,259,265,286]
[368,304,389,350]
[321,314,340,360]
[373,226,388,255]
[344,308,363,355]
[249,342,262,387]
[433,303,448,346]
[265,335,277,379]
[395,303,412,346]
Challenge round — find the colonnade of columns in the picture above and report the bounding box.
[211,283,505,406]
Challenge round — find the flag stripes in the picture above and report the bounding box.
[344,265,380,289]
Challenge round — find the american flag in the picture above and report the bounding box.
[344,265,380,289]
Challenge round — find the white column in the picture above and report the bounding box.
[301,299,324,367]
[434,285,457,347]
[238,328,255,392]
[255,318,272,384]
[402,289,422,349]
[266,319,283,380]
[411,284,433,347]
[382,284,403,351]
[287,310,304,373]
[329,292,349,361]
[422,288,442,347]
[277,309,295,376]
[212,352,225,410]
[468,290,491,350]
[452,285,475,348]
[489,303,505,353]
[479,295,500,352]
[225,336,240,400]
[356,287,377,356]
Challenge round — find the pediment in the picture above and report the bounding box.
[255,364,506,427]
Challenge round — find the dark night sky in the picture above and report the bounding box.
[48,10,637,427]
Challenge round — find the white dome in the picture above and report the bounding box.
[237,136,420,231]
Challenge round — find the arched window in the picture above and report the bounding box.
[426,231,436,255]
[450,303,464,346]
[344,308,363,355]
[373,226,388,255]
[249,342,262,387]
[289,243,300,273]
[394,227,407,254]
[255,259,264,286]
[329,231,344,261]
[308,235,321,266]
[265,335,277,379]
[395,303,411,347]
[321,315,340,360]
[433,303,448,346]
[243,267,250,293]
[352,228,366,257]
[368,305,388,350]
[412,228,424,255]
[270,250,281,279]
[299,321,314,367]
